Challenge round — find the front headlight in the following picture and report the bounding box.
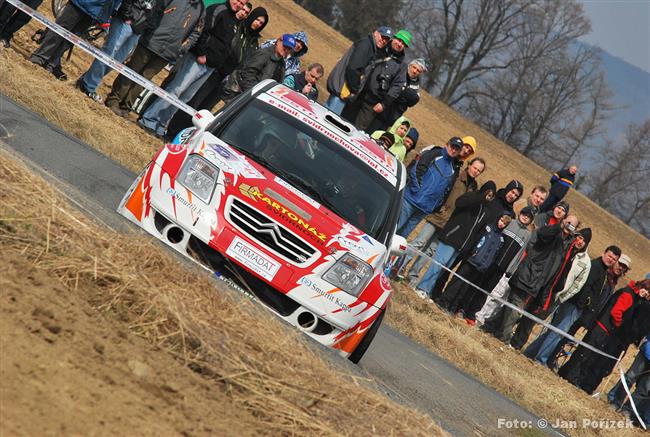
[178,155,219,202]
[322,253,373,297]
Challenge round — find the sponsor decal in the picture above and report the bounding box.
[380,273,391,291]
[202,143,264,179]
[211,143,236,160]
[273,176,320,209]
[299,277,351,313]
[226,236,280,281]
[166,143,186,154]
[270,88,317,116]
[239,183,327,244]
[332,235,368,256]
[167,187,203,217]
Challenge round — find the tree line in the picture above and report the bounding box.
[294,0,649,237]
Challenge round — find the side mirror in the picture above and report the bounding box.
[192,109,216,131]
[389,235,407,256]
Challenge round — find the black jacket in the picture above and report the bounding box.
[509,224,572,298]
[223,44,284,101]
[231,6,267,67]
[438,181,496,252]
[549,168,575,199]
[326,33,383,97]
[483,179,522,226]
[570,257,610,327]
[597,284,649,346]
[191,2,238,69]
[375,71,420,127]
[118,0,156,34]
[360,47,406,107]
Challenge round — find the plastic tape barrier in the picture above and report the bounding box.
[6,0,196,116]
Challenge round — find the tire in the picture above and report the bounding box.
[348,309,384,364]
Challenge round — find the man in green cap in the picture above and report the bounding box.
[342,29,413,132]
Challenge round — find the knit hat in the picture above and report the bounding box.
[461,136,478,154]
[576,227,592,247]
[394,29,413,47]
[378,131,395,148]
[409,58,428,71]
[519,206,535,220]
[406,128,419,148]
[555,201,570,215]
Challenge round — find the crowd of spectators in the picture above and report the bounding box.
[1,0,648,426]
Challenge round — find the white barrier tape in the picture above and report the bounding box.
[619,366,647,429]
[403,244,621,361]
[6,0,196,116]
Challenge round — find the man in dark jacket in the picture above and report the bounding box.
[164,4,266,141]
[367,57,426,132]
[283,63,324,101]
[539,165,577,212]
[414,180,497,301]
[493,215,578,344]
[343,29,411,131]
[76,0,158,102]
[396,137,463,239]
[30,0,121,80]
[429,179,524,298]
[138,0,245,136]
[559,278,650,394]
[105,0,204,116]
[220,33,295,103]
[325,26,392,115]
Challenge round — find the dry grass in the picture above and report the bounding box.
[0,0,648,434]
[0,150,443,436]
[386,283,645,436]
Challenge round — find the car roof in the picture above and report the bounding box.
[258,84,404,188]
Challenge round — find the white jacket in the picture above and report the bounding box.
[555,251,591,304]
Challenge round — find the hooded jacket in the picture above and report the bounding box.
[140,0,204,63]
[360,45,406,108]
[190,1,239,69]
[484,180,523,226]
[231,6,268,66]
[509,223,573,298]
[327,33,382,98]
[554,228,593,304]
[437,181,496,252]
[493,217,533,276]
[468,220,506,272]
[404,145,458,213]
[373,116,410,161]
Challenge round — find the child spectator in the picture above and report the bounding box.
[371,116,410,161]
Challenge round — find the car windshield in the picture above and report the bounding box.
[215,99,395,239]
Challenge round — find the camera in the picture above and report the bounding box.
[377,73,391,92]
[565,223,577,235]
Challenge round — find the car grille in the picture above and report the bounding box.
[228,198,317,264]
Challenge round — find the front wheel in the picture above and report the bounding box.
[348,310,384,364]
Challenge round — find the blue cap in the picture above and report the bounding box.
[377,26,393,38]
[282,34,297,50]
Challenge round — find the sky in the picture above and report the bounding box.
[579,0,650,73]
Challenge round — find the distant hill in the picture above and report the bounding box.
[595,45,650,142]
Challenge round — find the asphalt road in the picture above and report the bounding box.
[0,94,562,437]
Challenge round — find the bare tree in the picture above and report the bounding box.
[586,120,650,237]
[399,0,529,105]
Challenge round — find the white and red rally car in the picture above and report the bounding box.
[118,80,407,363]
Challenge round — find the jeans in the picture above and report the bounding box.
[396,198,426,238]
[607,344,649,408]
[523,301,581,365]
[416,242,457,297]
[325,94,346,115]
[79,17,139,93]
[404,222,438,280]
[139,53,213,136]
